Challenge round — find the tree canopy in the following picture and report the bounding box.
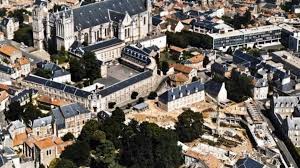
[166,30,212,49]
[120,122,183,168]
[62,132,75,141]
[57,108,183,168]
[175,109,204,142]
[14,24,33,46]
[60,141,91,167]
[50,158,77,168]
[69,51,100,83]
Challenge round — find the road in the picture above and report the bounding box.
[257,102,298,168]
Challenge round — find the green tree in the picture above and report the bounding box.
[148,91,157,100]
[0,8,7,17]
[35,68,52,79]
[137,97,144,104]
[60,141,90,167]
[90,130,106,149]
[90,140,123,168]
[5,101,23,121]
[82,51,100,83]
[175,109,204,142]
[78,120,100,142]
[22,103,47,126]
[120,122,183,168]
[51,159,77,168]
[161,61,169,75]
[14,24,33,46]
[8,9,30,24]
[108,102,116,109]
[69,58,85,82]
[111,107,125,123]
[62,132,75,141]
[131,91,138,99]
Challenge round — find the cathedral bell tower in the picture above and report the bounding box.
[32,1,48,50]
[55,9,75,51]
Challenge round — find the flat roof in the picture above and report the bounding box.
[272,50,300,73]
[208,25,281,39]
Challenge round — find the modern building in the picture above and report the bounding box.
[158,81,205,112]
[271,50,300,79]
[191,19,233,34]
[208,25,281,51]
[280,24,300,52]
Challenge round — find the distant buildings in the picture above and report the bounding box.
[158,81,205,112]
[208,25,281,51]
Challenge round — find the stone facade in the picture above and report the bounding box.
[158,81,205,112]
[32,0,152,51]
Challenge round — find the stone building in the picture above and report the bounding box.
[52,103,91,138]
[158,81,205,112]
[32,0,153,51]
[271,95,298,119]
[0,17,19,40]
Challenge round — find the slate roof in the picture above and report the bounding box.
[233,50,262,67]
[272,96,298,108]
[211,62,228,74]
[0,18,13,27]
[24,74,92,98]
[97,70,152,97]
[68,0,147,30]
[192,19,218,30]
[83,38,124,52]
[52,103,90,129]
[152,16,162,26]
[36,61,70,78]
[32,116,53,128]
[122,45,151,65]
[109,10,126,22]
[34,0,47,6]
[158,81,204,104]
[0,64,15,75]
[11,89,38,103]
[235,157,264,168]
[205,80,223,97]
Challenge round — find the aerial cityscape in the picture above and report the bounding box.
[1,0,300,167]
